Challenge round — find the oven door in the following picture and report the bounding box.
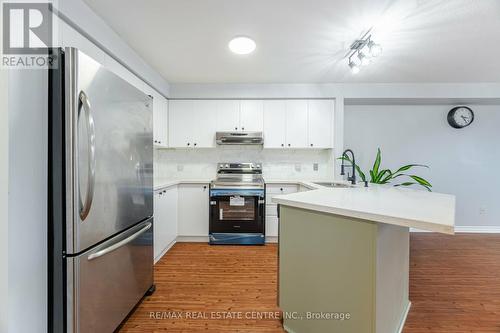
[209,189,265,234]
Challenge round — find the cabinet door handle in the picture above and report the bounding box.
[242,127,245,131]
[288,143,291,147]
[194,143,197,146]
[281,143,284,147]
[187,143,190,146]
[310,143,313,147]
[234,127,238,130]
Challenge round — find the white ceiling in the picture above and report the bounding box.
[84,0,500,84]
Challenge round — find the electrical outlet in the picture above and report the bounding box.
[313,163,319,171]
[177,164,184,172]
[294,164,302,172]
[479,206,486,215]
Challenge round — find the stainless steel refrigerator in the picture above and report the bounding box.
[48,48,154,333]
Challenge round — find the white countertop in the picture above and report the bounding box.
[272,186,456,235]
[154,179,334,191]
[154,179,210,191]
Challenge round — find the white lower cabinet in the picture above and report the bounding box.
[154,186,178,262]
[265,184,299,237]
[177,184,210,237]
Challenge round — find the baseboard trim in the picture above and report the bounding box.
[154,240,176,264]
[265,236,278,243]
[397,301,411,333]
[177,236,209,243]
[411,226,500,233]
[176,235,279,243]
[454,226,500,233]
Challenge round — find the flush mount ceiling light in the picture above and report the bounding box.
[228,36,256,55]
[346,30,382,74]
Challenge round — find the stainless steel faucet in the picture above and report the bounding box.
[340,149,357,185]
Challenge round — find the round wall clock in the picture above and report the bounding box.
[447,106,474,129]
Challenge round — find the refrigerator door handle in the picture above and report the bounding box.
[78,91,96,221]
[87,222,152,261]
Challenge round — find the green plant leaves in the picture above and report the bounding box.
[408,175,432,191]
[393,164,428,175]
[372,148,381,179]
[394,182,417,187]
[338,148,432,191]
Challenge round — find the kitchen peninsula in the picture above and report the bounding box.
[273,186,456,333]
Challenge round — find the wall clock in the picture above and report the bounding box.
[447,106,474,129]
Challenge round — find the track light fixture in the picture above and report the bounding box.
[347,31,382,74]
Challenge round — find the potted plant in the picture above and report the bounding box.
[340,148,432,191]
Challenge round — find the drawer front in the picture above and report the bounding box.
[266,184,298,195]
[71,219,153,333]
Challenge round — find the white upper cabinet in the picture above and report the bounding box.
[308,100,333,148]
[264,99,334,149]
[168,100,216,148]
[169,100,194,148]
[240,100,264,132]
[215,100,264,132]
[216,100,240,131]
[285,100,308,148]
[193,100,217,148]
[169,99,333,149]
[151,92,168,147]
[263,100,287,148]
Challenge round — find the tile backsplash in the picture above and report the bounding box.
[154,147,335,182]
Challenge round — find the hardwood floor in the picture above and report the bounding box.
[404,233,500,333]
[119,243,284,333]
[119,234,500,333]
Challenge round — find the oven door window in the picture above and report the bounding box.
[219,196,255,221]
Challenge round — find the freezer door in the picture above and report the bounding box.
[66,49,153,253]
[67,218,154,333]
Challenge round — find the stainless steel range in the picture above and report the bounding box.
[209,163,266,245]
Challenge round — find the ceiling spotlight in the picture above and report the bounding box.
[349,61,360,74]
[228,36,256,55]
[368,41,382,57]
[358,52,371,66]
[346,30,381,74]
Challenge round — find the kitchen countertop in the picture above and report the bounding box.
[273,185,456,234]
[154,179,340,191]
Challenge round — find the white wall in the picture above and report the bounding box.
[155,148,335,184]
[0,69,9,333]
[8,69,48,333]
[56,0,170,97]
[345,104,500,227]
[0,4,8,329]
[4,2,171,332]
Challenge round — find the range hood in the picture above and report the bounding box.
[216,131,264,145]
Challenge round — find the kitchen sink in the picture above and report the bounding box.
[313,182,353,188]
